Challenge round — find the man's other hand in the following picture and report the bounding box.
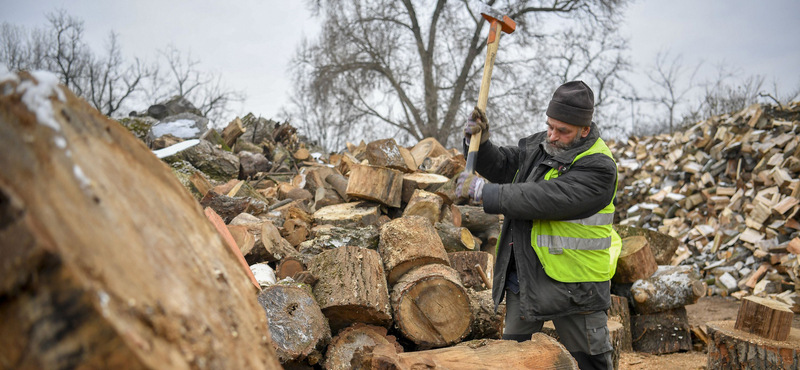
[455,171,486,204]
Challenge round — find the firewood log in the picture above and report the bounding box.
[542,320,624,370]
[608,294,633,352]
[366,138,414,173]
[378,216,451,285]
[630,265,707,314]
[448,251,494,290]
[707,320,800,370]
[401,172,450,203]
[403,189,443,225]
[222,116,246,147]
[457,205,501,250]
[258,284,331,364]
[612,236,658,283]
[245,220,300,264]
[346,164,403,208]
[734,296,793,341]
[464,288,505,340]
[309,246,392,333]
[281,218,310,247]
[613,225,680,265]
[227,224,256,255]
[313,202,381,227]
[0,71,282,369]
[325,173,350,201]
[276,256,306,280]
[410,137,451,167]
[361,334,578,370]
[200,190,269,223]
[323,324,403,370]
[435,222,477,253]
[631,307,692,354]
[391,264,473,348]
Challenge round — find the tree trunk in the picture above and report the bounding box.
[612,236,658,283]
[448,251,494,290]
[346,164,403,208]
[608,294,633,352]
[309,246,392,333]
[313,202,381,228]
[435,222,477,253]
[378,216,450,285]
[324,324,403,370]
[631,307,692,354]
[630,265,707,314]
[734,296,794,341]
[706,320,800,370]
[0,71,282,370]
[391,264,473,348]
[257,284,331,364]
[457,205,501,247]
[464,288,505,340]
[361,334,578,370]
[403,189,443,225]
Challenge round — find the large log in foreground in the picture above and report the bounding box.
[391,264,473,348]
[361,334,578,370]
[734,296,794,341]
[707,320,800,370]
[630,265,707,314]
[0,72,282,369]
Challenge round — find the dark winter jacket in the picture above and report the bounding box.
[470,122,618,321]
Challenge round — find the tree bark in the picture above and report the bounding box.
[257,284,331,364]
[608,294,633,352]
[391,264,473,348]
[630,265,707,314]
[435,222,477,253]
[631,307,692,354]
[457,205,501,250]
[309,246,392,333]
[612,236,658,283]
[403,189,443,225]
[707,320,800,370]
[0,71,282,370]
[448,251,494,290]
[346,164,403,208]
[324,324,403,370]
[378,216,450,285]
[366,138,414,173]
[734,296,794,341]
[464,288,505,340]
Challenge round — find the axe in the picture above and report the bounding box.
[464,6,516,174]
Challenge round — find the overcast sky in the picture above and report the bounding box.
[3,0,799,125]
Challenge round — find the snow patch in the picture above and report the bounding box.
[54,136,67,149]
[152,139,200,159]
[16,71,66,131]
[73,165,91,188]
[151,119,201,139]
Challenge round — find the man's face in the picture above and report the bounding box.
[544,117,591,155]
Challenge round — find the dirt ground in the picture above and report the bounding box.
[618,296,799,370]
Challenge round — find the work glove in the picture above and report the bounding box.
[464,107,490,145]
[455,171,486,204]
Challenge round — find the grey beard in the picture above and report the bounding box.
[542,134,581,156]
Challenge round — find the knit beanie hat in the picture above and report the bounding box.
[545,81,594,127]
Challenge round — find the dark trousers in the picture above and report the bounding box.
[503,290,614,370]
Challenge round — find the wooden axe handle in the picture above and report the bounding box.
[466,20,504,174]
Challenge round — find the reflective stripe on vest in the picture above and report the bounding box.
[531,137,621,283]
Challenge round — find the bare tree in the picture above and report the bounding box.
[86,32,150,116]
[1,22,52,72]
[699,62,764,118]
[291,0,630,148]
[47,9,90,95]
[645,51,700,134]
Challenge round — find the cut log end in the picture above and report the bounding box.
[707,320,800,370]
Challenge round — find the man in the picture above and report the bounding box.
[456,81,621,370]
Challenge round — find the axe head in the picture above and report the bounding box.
[480,5,516,34]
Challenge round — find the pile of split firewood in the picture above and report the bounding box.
[608,102,800,308]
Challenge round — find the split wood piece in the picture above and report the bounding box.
[257,284,331,364]
[222,116,246,147]
[390,264,473,348]
[630,265,707,314]
[325,173,350,202]
[631,307,692,354]
[612,236,658,283]
[323,323,403,370]
[200,190,269,223]
[239,151,271,179]
[707,320,800,370]
[607,294,633,352]
[401,172,450,204]
[0,71,282,369]
[366,138,415,173]
[464,288,505,340]
[403,189,444,225]
[276,256,306,281]
[346,164,403,208]
[457,205,501,251]
[440,203,462,227]
[314,186,344,209]
[421,154,467,179]
[281,218,310,247]
[378,216,451,285]
[734,296,794,341]
[362,335,578,370]
[542,320,624,370]
[245,220,300,264]
[227,224,256,255]
[313,202,381,227]
[204,208,261,291]
[448,251,494,290]
[410,137,451,168]
[309,246,392,333]
[745,263,771,289]
[613,225,680,265]
[309,225,380,250]
[190,170,213,196]
[435,222,477,253]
